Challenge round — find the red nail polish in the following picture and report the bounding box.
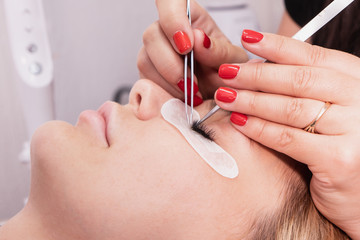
[230,112,248,126]
[187,95,203,106]
[242,29,264,43]
[177,78,199,95]
[216,87,237,103]
[218,64,240,79]
[203,32,211,49]
[173,31,191,53]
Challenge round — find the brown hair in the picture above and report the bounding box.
[248,155,350,239]
[313,0,360,57]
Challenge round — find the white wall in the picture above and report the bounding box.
[0,5,30,220]
[0,0,284,221]
[248,0,285,33]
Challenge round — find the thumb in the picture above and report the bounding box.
[156,0,194,55]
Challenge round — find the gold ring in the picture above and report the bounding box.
[303,102,332,134]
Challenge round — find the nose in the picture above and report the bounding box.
[129,79,173,120]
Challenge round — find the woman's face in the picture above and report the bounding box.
[30,80,288,240]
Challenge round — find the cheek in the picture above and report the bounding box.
[29,121,110,219]
[102,134,230,219]
[31,120,109,168]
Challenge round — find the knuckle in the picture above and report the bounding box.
[275,36,287,54]
[142,22,160,45]
[331,145,357,170]
[252,64,264,86]
[247,93,258,113]
[254,120,268,141]
[136,49,148,73]
[326,146,360,187]
[285,98,304,125]
[276,128,294,149]
[308,45,326,65]
[253,121,295,150]
[216,42,232,62]
[291,67,314,95]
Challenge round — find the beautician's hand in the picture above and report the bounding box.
[137,0,248,102]
[214,30,360,239]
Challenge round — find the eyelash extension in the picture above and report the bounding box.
[191,121,215,141]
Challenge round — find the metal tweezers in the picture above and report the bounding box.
[184,0,195,125]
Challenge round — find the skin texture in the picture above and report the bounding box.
[137,1,360,238]
[0,80,291,240]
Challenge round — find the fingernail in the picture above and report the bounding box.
[187,95,203,106]
[177,78,199,95]
[216,87,237,103]
[203,32,211,49]
[242,29,264,43]
[173,31,191,53]
[218,64,240,79]
[230,112,248,126]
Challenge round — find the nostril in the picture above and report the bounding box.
[136,94,142,106]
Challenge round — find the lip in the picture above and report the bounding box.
[97,101,116,146]
[77,109,109,147]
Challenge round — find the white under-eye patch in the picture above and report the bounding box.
[161,99,238,179]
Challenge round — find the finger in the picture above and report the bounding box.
[218,62,360,104]
[229,113,337,167]
[247,59,264,64]
[215,88,345,135]
[143,22,200,96]
[156,0,193,54]
[137,47,182,98]
[193,29,248,69]
[241,31,360,78]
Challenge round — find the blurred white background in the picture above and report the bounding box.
[0,0,283,221]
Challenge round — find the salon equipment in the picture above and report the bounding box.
[196,0,355,126]
[184,0,195,124]
[4,0,55,162]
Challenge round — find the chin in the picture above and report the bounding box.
[30,120,73,163]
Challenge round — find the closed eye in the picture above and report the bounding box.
[191,121,215,141]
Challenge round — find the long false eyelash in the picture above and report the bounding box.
[191,121,215,141]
